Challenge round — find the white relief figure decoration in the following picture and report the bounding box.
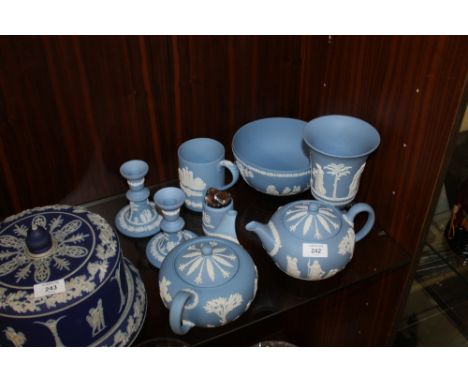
[3,326,26,347]
[34,316,66,346]
[312,163,327,196]
[265,185,302,196]
[324,163,352,199]
[348,163,366,198]
[338,228,355,256]
[178,167,206,197]
[86,298,106,337]
[307,260,325,281]
[286,256,301,278]
[203,293,243,325]
[177,243,236,285]
[0,214,89,284]
[159,276,172,304]
[285,202,340,238]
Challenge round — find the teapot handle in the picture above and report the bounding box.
[169,290,194,335]
[345,203,375,242]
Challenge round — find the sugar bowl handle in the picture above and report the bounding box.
[344,203,375,242]
[169,290,195,335]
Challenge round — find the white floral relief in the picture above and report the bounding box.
[3,326,26,346]
[0,214,90,284]
[267,222,282,257]
[203,293,243,325]
[348,163,365,198]
[86,298,106,337]
[236,161,255,179]
[286,202,340,239]
[117,203,162,233]
[307,260,325,281]
[338,228,355,256]
[159,276,172,304]
[177,243,237,285]
[286,255,301,278]
[325,269,341,279]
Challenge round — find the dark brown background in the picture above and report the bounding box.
[1,36,467,344]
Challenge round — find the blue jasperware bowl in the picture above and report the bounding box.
[232,117,311,196]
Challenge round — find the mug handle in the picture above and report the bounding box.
[169,290,194,335]
[344,203,375,242]
[218,160,239,190]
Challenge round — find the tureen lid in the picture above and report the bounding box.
[171,237,241,288]
[0,205,120,318]
[280,200,342,241]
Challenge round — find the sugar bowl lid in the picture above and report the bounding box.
[171,237,241,288]
[280,200,342,241]
[0,205,120,318]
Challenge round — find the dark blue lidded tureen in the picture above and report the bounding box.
[0,205,146,346]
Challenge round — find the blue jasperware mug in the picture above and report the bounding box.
[178,138,239,212]
[303,115,380,208]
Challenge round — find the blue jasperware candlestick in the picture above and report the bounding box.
[115,159,161,238]
[146,187,197,268]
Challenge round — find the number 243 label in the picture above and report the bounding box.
[34,279,66,298]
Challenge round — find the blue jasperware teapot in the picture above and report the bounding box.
[246,200,375,281]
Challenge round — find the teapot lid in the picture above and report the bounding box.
[172,237,240,288]
[0,205,120,318]
[281,200,342,241]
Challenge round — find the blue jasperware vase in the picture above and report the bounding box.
[246,199,375,281]
[158,236,258,335]
[303,115,380,207]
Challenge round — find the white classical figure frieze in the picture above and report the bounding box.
[286,255,301,278]
[87,298,106,337]
[307,260,325,281]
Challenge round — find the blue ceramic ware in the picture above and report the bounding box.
[246,200,375,281]
[146,187,197,269]
[158,236,258,335]
[0,205,147,346]
[178,138,239,212]
[303,115,380,207]
[115,159,162,238]
[232,117,311,196]
[202,199,239,244]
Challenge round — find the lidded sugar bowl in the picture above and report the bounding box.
[246,200,375,281]
[0,205,147,346]
[158,236,258,335]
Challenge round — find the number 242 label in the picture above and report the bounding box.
[302,243,328,258]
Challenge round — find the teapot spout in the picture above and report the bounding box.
[245,221,279,256]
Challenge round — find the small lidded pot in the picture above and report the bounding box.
[246,200,375,281]
[158,236,258,335]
